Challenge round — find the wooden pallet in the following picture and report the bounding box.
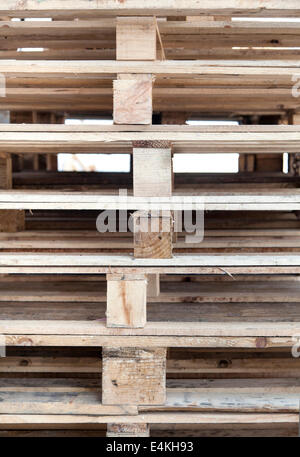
[0,4,299,437]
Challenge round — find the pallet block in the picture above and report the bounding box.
[116,17,156,61]
[106,274,147,328]
[133,211,173,259]
[0,153,25,232]
[133,148,172,197]
[102,347,166,406]
[113,75,153,125]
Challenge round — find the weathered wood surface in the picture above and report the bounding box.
[116,17,156,61]
[2,190,300,210]
[1,1,300,18]
[0,125,300,153]
[2,279,300,304]
[102,347,166,405]
[106,274,147,328]
[114,75,153,125]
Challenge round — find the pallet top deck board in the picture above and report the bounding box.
[2,73,299,114]
[0,381,298,414]
[3,229,300,252]
[2,1,300,18]
[1,125,300,153]
[2,278,300,303]
[0,319,298,348]
[0,253,299,268]
[1,190,300,210]
[2,319,300,338]
[3,19,300,35]
[0,411,294,425]
[1,60,300,77]
[3,19,300,34]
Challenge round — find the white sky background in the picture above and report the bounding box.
[59,119,240,173]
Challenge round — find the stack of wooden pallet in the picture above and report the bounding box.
[0,1,300,437]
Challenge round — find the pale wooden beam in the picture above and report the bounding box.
[106,273,147,328]
[2,1,300,18]
[102,347,166,406]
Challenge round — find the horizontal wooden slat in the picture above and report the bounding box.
[1,60,300,77]
[0,125,300,153]
[0,320,300,337]
[1,1,300,18]
[1,190,300,210]
[0,412,294,425]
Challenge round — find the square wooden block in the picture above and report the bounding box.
[102,347,166,406]
[106,274,147,328]
[113,76,152,124]
[133,211,173,259]
[116,17,156,61]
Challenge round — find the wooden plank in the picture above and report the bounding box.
[1,125,300,154]
[4,278,300,303]
[2,190,300,210]
[5,299,300,326]
[1,1,300,18]
[116,17,156,61]
[0,412,294,425]
[167,356,300,378]
[102,347,166,406]
[4,19,300,37]
[0,356,100,373]
[0,399,137,416]
[1,354,300,378]
[0,253,299,268]
[160,392,300,413]
[2,124,300,132]
[106,274,147,328]
[2,266,300,275]
[2,320,300,338]
[1,334,295,348]
[2,60,300,78]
